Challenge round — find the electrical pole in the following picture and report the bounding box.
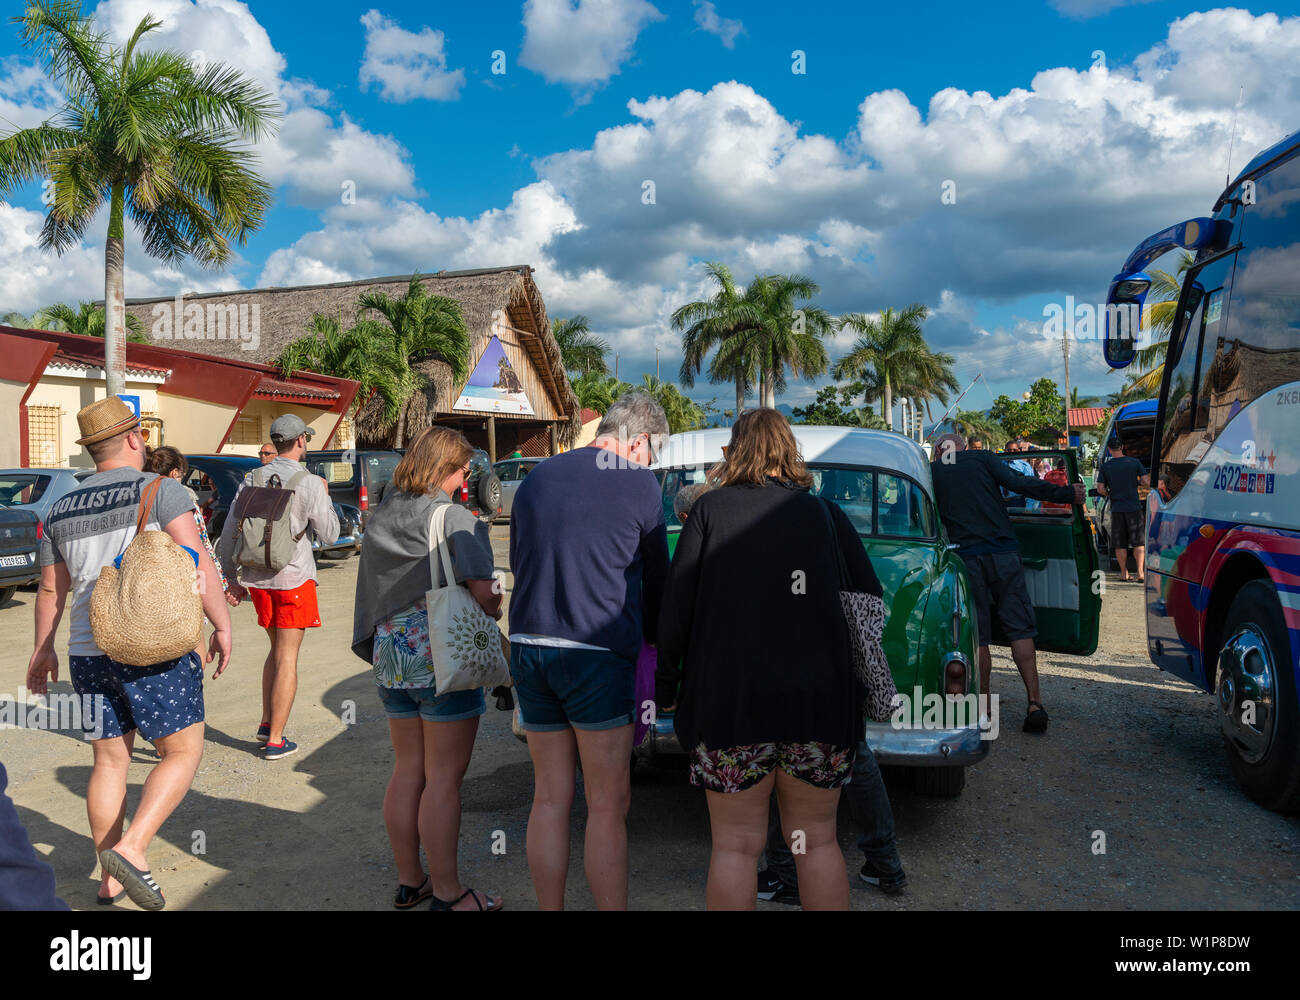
[1063,332,1072,448]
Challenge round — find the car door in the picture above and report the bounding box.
[994,449,1100,655]
[495,461,518,515]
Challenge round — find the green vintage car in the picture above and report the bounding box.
[647,426,1101,796]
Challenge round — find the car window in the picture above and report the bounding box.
[876,473,934,537]
[0,474,51,506]
[999,453,1073,514]
[810,467,875,535]
[520,462,537,478]
[365,453,400,489]
[495,462,517,482]
[662,466,712,528]
[309,460,356,487]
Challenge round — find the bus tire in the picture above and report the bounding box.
[1217,580,1300,813]
[912,766,965,797]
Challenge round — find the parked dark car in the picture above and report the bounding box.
[304,449,401,527]
[0,506,40,607]
[0,469,84,535]
[382,447,502,523]
[183,454,362,562]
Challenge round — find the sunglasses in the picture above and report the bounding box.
[259,450,276,457]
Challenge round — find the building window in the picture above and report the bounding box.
[335,414,355,449]
[231,415,262,445]
[27,405,62,467]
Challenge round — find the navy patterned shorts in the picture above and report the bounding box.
[69,652,205,741]
[689,741,856,793]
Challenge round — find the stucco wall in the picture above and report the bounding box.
[25,377,162,469]
[0,379,27,467]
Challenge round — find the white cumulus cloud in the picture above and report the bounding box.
[358,9,465,102]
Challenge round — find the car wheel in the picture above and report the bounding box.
[322,548,353,560]
[912,766,965,797]
[1217,580,1300,813]
[478,472,502,514]
[0,586,15,607]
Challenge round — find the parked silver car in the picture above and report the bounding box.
[492,457,541,520]
[0,468,85,531]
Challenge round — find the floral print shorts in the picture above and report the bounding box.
[689,741,856,793]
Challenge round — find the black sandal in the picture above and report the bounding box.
[394,875,433,909]
[429,887,503,911]
[1023,700,1049,734]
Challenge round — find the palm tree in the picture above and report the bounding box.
[673,261,763,417]
[834,305,929,429]
[35,301,147,342]
[635,375,706,434]
[276,313,406,429]
[552,315,609,376]
[896,346,959,431]
[951,410,1008,450]
[571,371,627,415]
[1116,251,1196,400]
[356,275,471,447]
[1069,386,1101,408]
[0,3,279,396]
[2,311,34,327]
[744,273,834,408]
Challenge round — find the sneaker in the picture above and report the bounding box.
[859,862,908,894]
[757,868,800,906]
[255,722,271,743]
[261,738,299,760]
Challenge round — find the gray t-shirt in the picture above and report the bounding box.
[41,467,195,657]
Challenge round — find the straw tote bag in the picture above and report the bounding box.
[90,477,204,667]
[425,503,511,695]
[819,499,900,723]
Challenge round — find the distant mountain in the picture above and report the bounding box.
[702,403,795,428]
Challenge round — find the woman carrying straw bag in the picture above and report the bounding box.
[352,427,505,911]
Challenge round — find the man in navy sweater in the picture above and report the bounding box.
[509,391,670,910]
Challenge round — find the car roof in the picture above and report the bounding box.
[185,454,260,465]
[653,425,935,497]
[0,468,72,476]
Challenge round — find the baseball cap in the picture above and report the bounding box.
[269,414,315,443]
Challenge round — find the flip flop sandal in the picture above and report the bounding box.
[99,849,165,911]
[1023,700,1049,734]
[429,887,504,912]
[96,890,125,906]
[394,875,434,909]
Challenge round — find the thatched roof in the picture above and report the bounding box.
[125,265,580,445]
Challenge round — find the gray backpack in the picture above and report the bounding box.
[232,467,309,572]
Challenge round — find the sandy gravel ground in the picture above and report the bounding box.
[1,525,1296,910]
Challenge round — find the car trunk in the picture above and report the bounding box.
[0,513,39,568]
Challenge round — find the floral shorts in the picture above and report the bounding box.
[689,741,856,793]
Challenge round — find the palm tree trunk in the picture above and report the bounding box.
[883,376,893,432]
[735,371,745,421]
[104,183,127,398]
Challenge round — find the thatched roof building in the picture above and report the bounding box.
[125,265,580,457]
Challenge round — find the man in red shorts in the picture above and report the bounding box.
[219,415,338,759]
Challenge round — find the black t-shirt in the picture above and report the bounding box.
[1098,456,1145,513]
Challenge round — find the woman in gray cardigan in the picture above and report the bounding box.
[353,427,504,911]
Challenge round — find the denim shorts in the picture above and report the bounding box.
[69,651,204,741]
[375,685,486,723]
[510,643,635,732]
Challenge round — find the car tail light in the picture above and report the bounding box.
[460,482,469,502]
[359,484,368,511]
[945,658,966,695]
[36,520,43,541]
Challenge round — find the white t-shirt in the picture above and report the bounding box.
[40,468,194,657]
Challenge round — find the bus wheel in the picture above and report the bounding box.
[1217,580,1300,813]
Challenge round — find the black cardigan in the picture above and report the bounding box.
[655,478,883,753]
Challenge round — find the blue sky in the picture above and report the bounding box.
[4,0,1300,420]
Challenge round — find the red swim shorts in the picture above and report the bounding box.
[249,581,321,629]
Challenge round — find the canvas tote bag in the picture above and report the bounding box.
[90,477,204,666]
[819,498,900,722]
[425,502,511,694]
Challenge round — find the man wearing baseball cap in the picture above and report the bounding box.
[218,414,338,759]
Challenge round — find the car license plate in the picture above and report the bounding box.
[0,553,33,567]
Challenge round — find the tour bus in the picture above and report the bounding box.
[1104,130,1300,812]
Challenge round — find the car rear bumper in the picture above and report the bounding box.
[637,715,991,767]
[0,549,40,587]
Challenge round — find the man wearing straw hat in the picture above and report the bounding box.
[219,414,338,760]
[26,396,233,910]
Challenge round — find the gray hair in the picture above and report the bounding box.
[673,483,710,522]
[596,390,670,450]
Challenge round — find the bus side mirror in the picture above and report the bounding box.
[1104,273,1149,369]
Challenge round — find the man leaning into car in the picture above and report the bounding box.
[930,433,1084,733]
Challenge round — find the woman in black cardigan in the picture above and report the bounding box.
[656,408,883,910]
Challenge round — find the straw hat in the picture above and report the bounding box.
[76,397,141,446]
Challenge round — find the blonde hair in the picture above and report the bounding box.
[715,408,812,489]
[392,426,474,495]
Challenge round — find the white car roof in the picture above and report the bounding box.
[653,425,935,498]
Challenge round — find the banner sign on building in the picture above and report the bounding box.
[452,336,535,415]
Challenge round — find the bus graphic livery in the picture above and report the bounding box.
[1104,130,1300,813]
